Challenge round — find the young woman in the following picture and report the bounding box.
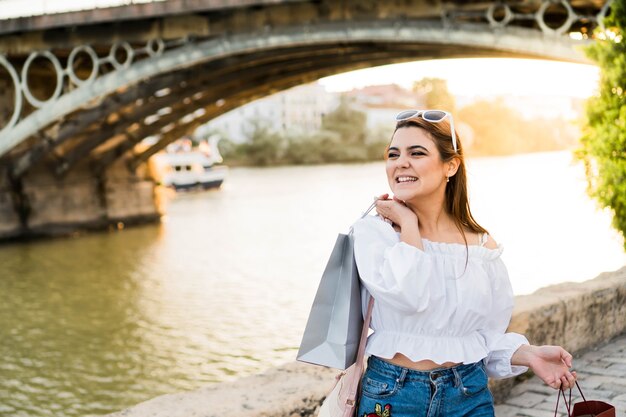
[351,111,577,417]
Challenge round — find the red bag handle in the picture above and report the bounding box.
[554,381,591,417]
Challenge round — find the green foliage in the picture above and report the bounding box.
[413,77,456,112]
[219,100,385,166]
[576,0,626,249]
[217,119,285,166]
[321,95,368,145]
[458,99,579,156]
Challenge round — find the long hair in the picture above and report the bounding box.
[388,118,488,249]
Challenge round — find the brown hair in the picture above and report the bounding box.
[389,118,488,249]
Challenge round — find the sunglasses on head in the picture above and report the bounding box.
[395,109,457,153]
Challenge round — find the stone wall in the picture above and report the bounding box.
[103,267,626,417]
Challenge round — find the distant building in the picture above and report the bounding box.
[198,83,338,143]
[344,84,425,130]
[345,84,418,108]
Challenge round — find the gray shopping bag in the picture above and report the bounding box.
[297,201,377,370]
[297,231,364,370]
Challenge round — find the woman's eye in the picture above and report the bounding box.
[412,152,425,156]
[388,153,399,158]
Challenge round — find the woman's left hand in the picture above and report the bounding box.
[527,345,577,390]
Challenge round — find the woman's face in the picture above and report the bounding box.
[385,126,450,202]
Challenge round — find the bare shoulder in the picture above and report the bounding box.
[483,233,499,250]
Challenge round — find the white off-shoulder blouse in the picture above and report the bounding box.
[352,215,529,380]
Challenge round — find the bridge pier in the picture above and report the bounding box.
[0,160,161,240]
[0,170,21,237]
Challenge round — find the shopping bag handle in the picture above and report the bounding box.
[554,381,590,417]
[347,198,380,235]
[360,199,378,220]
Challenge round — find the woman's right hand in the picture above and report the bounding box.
[374,194,417,229]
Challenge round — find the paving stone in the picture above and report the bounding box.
[611,337,626,350]
[613,393,626,401]
[576,378,603,389]
[579,365,626,377]
[533,398,561,413]
[601,341,626,353]
[580,351,610,361]
[506,392,549,408]
[584,360,613,369]
[586,375,626,389]
[514,407,565,417]
[607,363,626,372]
[598,356,626,365]
[572,388,616,399]
[494,404,524,417]
[571,359,593,369]
[510,382,556,397]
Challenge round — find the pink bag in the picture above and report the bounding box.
[318,296,374,417]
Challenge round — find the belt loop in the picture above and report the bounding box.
[452,367,461,388]
[395,368,408,388]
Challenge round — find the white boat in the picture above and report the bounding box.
[153,151,228,191]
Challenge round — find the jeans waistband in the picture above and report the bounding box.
[366,355,484,384]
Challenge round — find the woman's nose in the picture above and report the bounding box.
[395,153,410,167]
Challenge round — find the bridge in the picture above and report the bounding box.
[0,0,612,239]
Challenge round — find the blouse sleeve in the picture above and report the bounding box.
[479,255,530,379]
[351,215,445,313]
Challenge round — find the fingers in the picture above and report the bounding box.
[549,377,561,390]
[560,348,573,368]
[560,371,576,389]
[549,370,577,390]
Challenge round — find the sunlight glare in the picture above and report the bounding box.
[319,58,600,98]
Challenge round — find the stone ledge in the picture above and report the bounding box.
[102,361,336,417]
[104,266,626,417]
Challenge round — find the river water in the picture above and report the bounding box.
[1,151,624,416]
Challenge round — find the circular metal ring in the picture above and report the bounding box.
[146,38,165,57]
[0,55,23,133]
[487,3,513,28]
[21,50,64,108]
[109,41,135,70]
[536,0,578,35]
[67,45,99,86]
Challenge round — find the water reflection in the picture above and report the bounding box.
[0,151,623,416]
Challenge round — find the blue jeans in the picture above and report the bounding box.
[357,355,495,417]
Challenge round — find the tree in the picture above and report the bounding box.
[458,99,579,156]
[239,119,286,166]
[575,0,626,249]
[321,95,368,146]
[413,78,456,112]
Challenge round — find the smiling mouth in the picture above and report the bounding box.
[396,176,418,183]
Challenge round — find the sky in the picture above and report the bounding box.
[319,58,600,99]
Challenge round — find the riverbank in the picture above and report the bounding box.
[102,266,626,417]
